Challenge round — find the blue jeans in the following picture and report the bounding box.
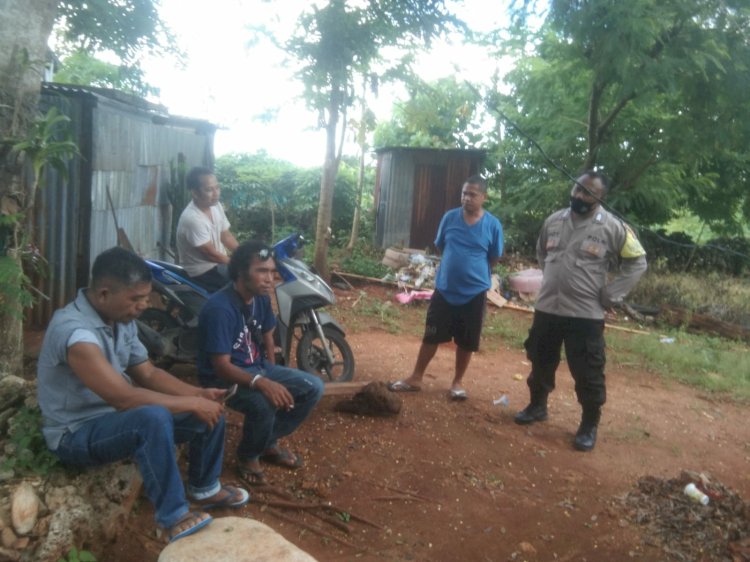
[226,365,324,461]
[53,405,225,529]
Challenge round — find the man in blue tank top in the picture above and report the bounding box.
[388,175,503,400]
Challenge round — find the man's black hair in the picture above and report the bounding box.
[91,247,151,289]
[464,174,488,193]
[228,240,274,282]
[186,166,214,192]
[579,169,610,196]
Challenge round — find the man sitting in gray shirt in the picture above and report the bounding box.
[37,247,249,542]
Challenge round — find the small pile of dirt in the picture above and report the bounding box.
[333,381,402,417]
[616,470,750,561]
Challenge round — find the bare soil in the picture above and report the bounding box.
[100,282,750,562]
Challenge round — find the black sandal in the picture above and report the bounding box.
[237,464,268,486]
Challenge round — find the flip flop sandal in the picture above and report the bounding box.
[387,380,421,392]
[194,485,250,509]
[237,464,268,486]
[260,448,303,470]
[168,511,212,543]
[449,389,468,401]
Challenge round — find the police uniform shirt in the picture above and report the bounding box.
[534,207,647,320]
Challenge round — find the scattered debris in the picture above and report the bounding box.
[381,248,439,289]
[616,470,750,561]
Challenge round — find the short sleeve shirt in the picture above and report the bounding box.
[176,200,231,277]
[197,287,277,387]
[36,289,149,450]
[434,208,504,305]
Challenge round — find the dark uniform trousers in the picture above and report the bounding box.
[524,310,607,408]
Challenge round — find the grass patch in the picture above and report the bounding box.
[629,271,750,327]
[607,328,750,401]
[482,309,530,350]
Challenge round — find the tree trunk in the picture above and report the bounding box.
[346,145,365,252]
[0,0,58,379]
[313,84,344,280]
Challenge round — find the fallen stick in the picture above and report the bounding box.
[254,498,382,530]
[331,271,355,290]
[309,511,352,534]
[264,507,358,550]
[385,485,438,504]
[371,495,426,503]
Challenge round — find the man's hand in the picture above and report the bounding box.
[255,378,294,411]
[198,387,227,402]
[190,396,224,428]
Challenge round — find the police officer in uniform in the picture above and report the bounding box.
[514,170,647,451]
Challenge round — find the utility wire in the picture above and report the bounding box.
[471,83,750,264]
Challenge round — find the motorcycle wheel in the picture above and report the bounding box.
[138,309,179,369]
[296,326,355,383]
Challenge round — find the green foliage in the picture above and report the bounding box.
[640,230,750,276]
[12,106,79,189]
[608,329,750,401]
[1,405,60,477]
[336,244,389,278]
[490,0,750,235]
[354,292,403,334]
[58,547,97,562]
[374,77,484,149]
[0,256,34,318]
[628,270,750,327]
[53,50,157,97]
[54,0,175,63]
[216,152,364,243]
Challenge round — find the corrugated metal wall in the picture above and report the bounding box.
[29,85,215,326]
[374,147,484,249]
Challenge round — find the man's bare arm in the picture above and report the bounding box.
[221,229,239,252]
[67,343,223,427]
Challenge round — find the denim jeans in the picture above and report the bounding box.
[226,365,324,461]
[53,405,225,529]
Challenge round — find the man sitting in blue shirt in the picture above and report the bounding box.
[197,240,324,486]
[37,247,249,543]
[388,175,504,401]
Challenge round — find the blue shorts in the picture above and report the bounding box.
[422,290,486,352]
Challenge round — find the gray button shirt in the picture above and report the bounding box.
[37,289,149,450]
[534,207,647,320]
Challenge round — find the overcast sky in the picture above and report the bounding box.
[142,0,509,166]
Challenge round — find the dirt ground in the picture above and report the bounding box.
[99,282,750,562]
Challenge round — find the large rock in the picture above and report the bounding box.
[158,516,318,562]
[10,482,39,536]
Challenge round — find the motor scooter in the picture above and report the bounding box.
[136,234,355,382]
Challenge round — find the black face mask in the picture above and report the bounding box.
[570,196,593,215]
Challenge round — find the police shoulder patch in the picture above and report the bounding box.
[621,224,646,258]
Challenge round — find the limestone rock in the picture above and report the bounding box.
[158,516,318,562]
[10,482,39,536]
[2,526,17,548]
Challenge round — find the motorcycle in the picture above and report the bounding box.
[136,234,355,383]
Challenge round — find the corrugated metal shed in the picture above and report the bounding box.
[29,83,216,326]
[374,147,485,249]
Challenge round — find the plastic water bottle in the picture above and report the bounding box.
[684,483,710,505]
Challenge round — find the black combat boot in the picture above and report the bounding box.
[573,406,601,451]
[514,390,549,425]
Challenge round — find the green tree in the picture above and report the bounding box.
[284,0,461,279]
[374,76,484,149]
[53,50,157,97]
[215,152,362,245]
[0,0,171,378]
[491,0,750,247]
